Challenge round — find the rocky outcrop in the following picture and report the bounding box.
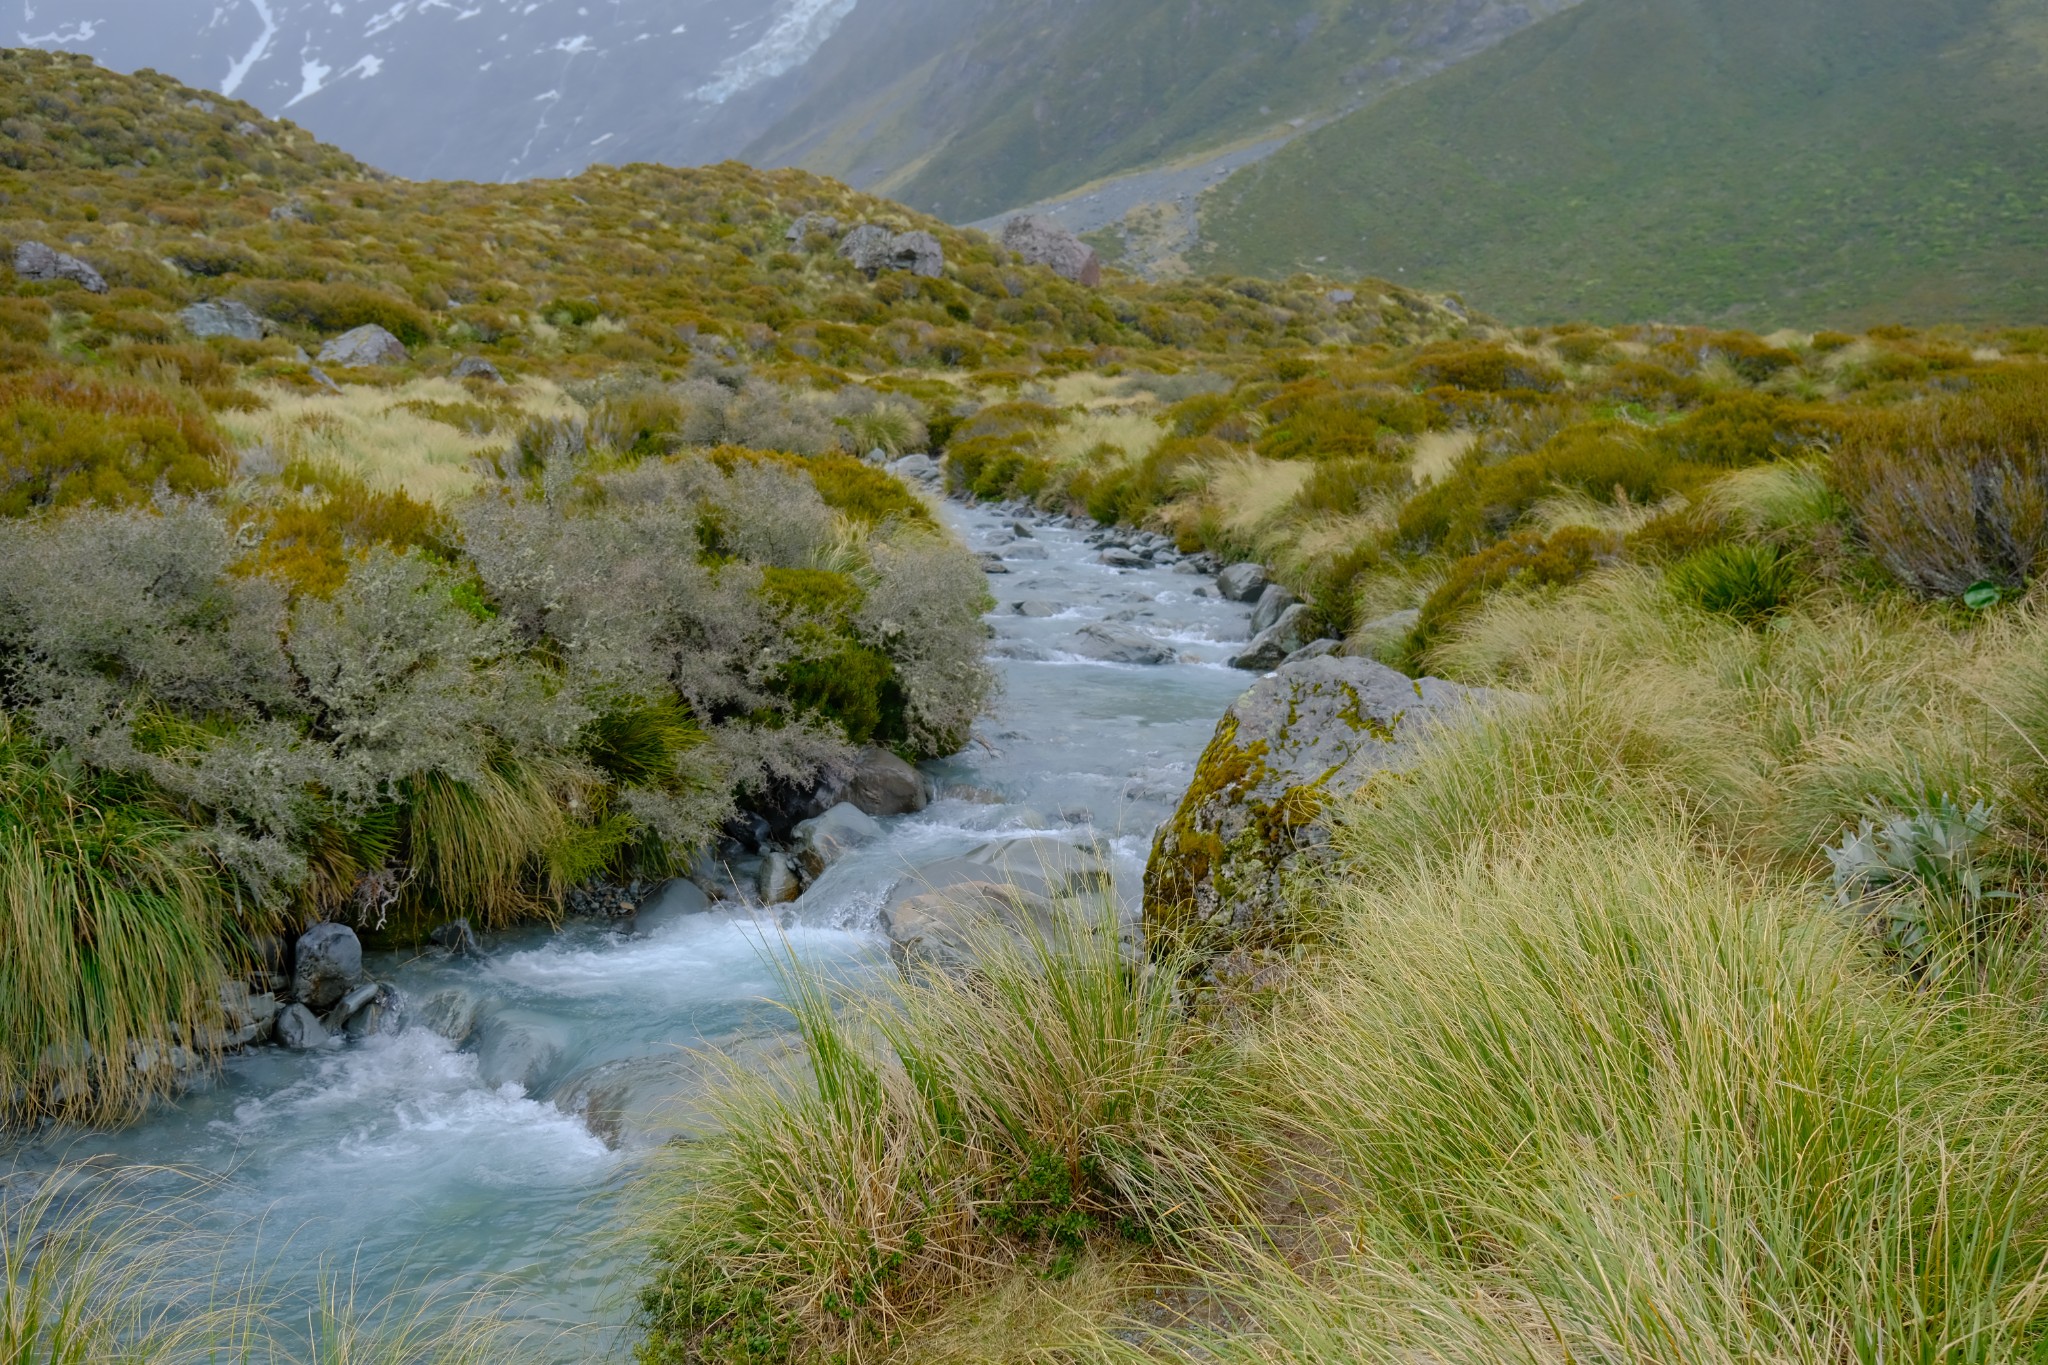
[839,224,945,278]
[451,355,503,383]
[316,324,409,367]
[999,214,1102,287]
[1144,656,1492,959]
[13,241,106,293]
[1229,603,1318,671]
[181,299,266,340]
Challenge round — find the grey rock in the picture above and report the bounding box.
[1217,562,1272,603]
[340,984,404,1040]
[1327,289,1357,305]
[847,746,930,817]
[785,212,841,244]
[180,299,265,340]
[1229,604,1319,671]
[885,229,945,278]
[475,1011,570,1092]
[840,225,945,278]
[1172,560,1207,575]
[1012,600,1061,618]
[1144,656,1495,958]
[1068,622,1175,666]
[451,355,503,383]
[291,923,365,1011]
[13,240,106,293]
[881,837,1122,975]
[629,878,711,935]
[1192,585,1221,599]
[990,639,1051,661]
[415,988,482,1046]
[1282,639,1341,666]
[889,453,938,481]
[758,851,802,905]
[1250,584,1301,636]
[1009,522,1035,538]
[999,213,1102,287]
[316,324,408,368]
[978,553,1011,574]
[792,802,884,879]
[547,1032,808,1149]
[1005,542,1049,561]
[273,1004,329,1051]
[1099,548,1147,568]
[429,918,482,956]
[270,200,314,223]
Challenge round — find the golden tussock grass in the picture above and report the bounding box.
[220,379,578,503]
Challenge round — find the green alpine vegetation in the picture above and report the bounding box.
[1201,0,2048,327]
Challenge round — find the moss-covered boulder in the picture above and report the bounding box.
[1143,655,1489,959]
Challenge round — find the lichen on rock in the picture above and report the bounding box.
[1143,654,1491,959]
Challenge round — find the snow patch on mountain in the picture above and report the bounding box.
[17,18,97,43]
[219,0,278,96]
[692,0,857,105]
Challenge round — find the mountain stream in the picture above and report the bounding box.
[5,499,1259,1358]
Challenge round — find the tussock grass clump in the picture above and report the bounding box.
[0,714,243,1124]
[1149,817,2048,1362]
[636,907,1240,1362]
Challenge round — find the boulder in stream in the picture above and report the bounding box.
[1144,656,1496,962]
[415,987,483,1047]
[844,746,930,817]
[1229,604,1318,671]
[629,878,710,935]
[475,1011,570,1093]
[291,923,366,1011]
[879,837,1124,975]
[792,802,883,878]
[1216,563,1271,602]
[1068,622,1175,665]
[273,1003,329,1051]
[1250,584,1300,636]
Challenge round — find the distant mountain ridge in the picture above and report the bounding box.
[17,0,1574,207]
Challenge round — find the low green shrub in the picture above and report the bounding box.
[1667,541,1805,625]
[0,369,228,515]
[233,280,434,346]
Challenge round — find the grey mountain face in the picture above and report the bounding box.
[14,0,874,180]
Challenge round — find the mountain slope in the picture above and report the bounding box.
[15,0,877,181]
[744,0,1587,221]
[1199,0,2048,327]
